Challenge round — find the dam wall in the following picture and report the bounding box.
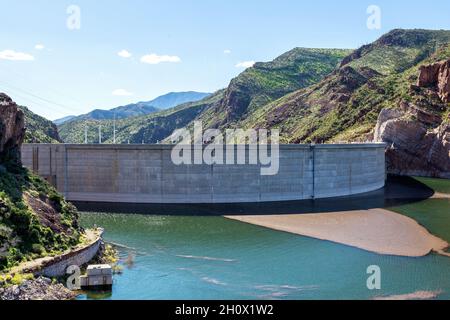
[21,144,386,204]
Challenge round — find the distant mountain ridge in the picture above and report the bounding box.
[53,115,75,125]
[145,91,211,110]
[58,48,350,143]
[55,91,211,124]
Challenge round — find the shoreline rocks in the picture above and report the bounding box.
[0,277,76,300]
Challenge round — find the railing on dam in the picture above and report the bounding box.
[21,144,386,204]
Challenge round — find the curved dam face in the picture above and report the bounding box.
[21,144,386,204]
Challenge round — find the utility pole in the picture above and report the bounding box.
[113,112,116,144]
[84,126,88,144]
[99,125,102,144]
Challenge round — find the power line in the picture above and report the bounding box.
[0,85,73,117]
[0,89,58,114]
[0,80,81,115]
[0,63,86,108]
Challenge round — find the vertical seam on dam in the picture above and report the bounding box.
[311,144,316,200]
[64,146,68,199]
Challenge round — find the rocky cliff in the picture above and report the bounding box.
[0,93,25,168]
[374,103,450,178]
[0,94,82,272]
[374,58,450,178]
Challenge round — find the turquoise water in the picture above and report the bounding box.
[78,204,450,300]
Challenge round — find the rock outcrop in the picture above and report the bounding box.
[417,59,450,103]
[374,104,450,178]
[0,93,25,167]
[376,59,450,178]
[0,277,76,300]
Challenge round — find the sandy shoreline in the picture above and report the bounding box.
[226,209,448,257]
[373,290,442,300]
[433,193,450,199]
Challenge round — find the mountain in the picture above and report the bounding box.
[196,48,352,130]
[53,115,76,125]
[19,105,62,143]
[236,29,450,177]
[67,103,160,122]
[235,29,450,141]
[57,91,212,140]
[61,91,211,124]
[59,91,224,144]
[145,91,211,110]
[59,48,350,143]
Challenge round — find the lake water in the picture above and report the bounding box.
[78,198,450,300]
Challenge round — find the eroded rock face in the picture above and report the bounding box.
[438,60,450,103]
[0,93,25,167]
[374,105,450,178]
[418,59,450,103]
[376,60,450,178]
[417,63,441,87]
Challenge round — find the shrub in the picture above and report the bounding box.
[0,169,82,271]
[31,244,46,255]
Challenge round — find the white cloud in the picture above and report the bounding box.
[0,50,34,61]
[235,61,255,68]
[35,44,45,50]
[118,49,132,58]
[140,53,181,64]
[224,49,232,54]
[112,89,134,96]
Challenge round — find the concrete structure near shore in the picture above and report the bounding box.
[80,265,113,289]
[21,144,386,204]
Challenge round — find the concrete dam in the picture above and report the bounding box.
[21,144,386,204]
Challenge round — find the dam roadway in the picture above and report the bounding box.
[21,144,386,204]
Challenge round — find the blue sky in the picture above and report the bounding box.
[1,0,450,120]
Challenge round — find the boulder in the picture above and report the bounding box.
[0,93,25,167]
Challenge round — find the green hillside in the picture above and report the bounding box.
[20,106,61,143]
[197,48,352,129]
[236,29,450,143]
[59,91,225,144]
[0,169,82,271]
[59,48,350,144]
